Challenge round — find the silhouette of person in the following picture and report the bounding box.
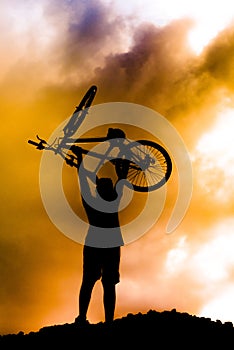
[71,134,129,325]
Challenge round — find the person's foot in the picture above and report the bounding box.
[74,315,89,326]
[104,319,114,327]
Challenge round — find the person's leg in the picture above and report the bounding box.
[101,247,120,323]
[76,246,100,323]
[102,281,116,323]
[77,278,95,321]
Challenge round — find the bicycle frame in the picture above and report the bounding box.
[55,134,142,173]
[28,83,141,172]
[30,130,146,176]
[28,85,172,192]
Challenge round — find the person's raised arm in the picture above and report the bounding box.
[113,158,130,198]
[70,145,83,169]
[70,145,97,200]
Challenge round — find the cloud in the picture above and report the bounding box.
[42,0,130,83]
[200,23,234,90]
[1,0,234,334]
[90,19,195,109]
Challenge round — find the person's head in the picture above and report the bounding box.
[96,177,116,201]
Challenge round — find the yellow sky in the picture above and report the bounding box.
[1,0,234,335]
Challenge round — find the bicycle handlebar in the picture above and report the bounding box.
[28,139,45,150]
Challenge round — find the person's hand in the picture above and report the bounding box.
[70,145,83,167]
[70,145,83,156]
[107,128,126,139]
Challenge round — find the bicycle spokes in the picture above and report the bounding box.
[121,140,172,192]
[28,85,172,192]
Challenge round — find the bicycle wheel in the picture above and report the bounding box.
[118,140,172,192]
[63,85,97,137]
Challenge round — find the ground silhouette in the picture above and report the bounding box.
[1,309,234,348]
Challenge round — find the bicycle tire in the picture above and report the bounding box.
[63,85,97,137]
[116,140,172,192]
[76,85,97,111]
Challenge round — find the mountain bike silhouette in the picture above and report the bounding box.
[28,85,172,192]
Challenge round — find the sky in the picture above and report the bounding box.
[1,0,234,335]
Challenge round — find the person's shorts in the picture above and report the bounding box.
[82,246,121,284]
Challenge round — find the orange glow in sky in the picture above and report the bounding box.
[1,0,234,335]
